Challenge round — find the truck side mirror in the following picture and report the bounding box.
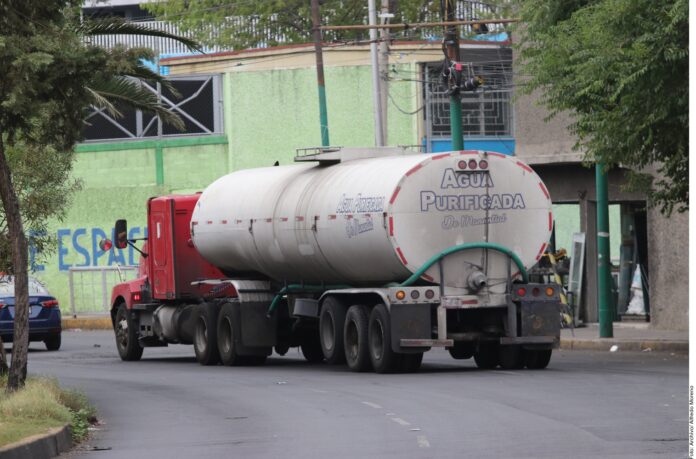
[115,219,128,249]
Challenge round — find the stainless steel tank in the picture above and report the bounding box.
[190,151,553,290]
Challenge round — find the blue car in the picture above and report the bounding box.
[0,276,62,351]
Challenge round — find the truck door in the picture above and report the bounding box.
[149,201,175,299]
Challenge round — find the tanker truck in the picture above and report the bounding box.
[101,147,561,373]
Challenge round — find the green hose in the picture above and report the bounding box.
[266,242,528,316]
[399,242,528,286]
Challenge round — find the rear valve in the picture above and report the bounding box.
[467,271,488,292]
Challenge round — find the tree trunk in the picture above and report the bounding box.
[0,334,8,376]
[0,136,29,392]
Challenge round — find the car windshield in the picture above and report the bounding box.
[0,276,49,296]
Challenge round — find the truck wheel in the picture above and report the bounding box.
[114,303,143,361]
[319,297,346,364]
[525,349,552,369]
[44,334,61,351]
[217,303,245,366]
[300,336,325,363]
[498,345,525,369]
[344,305,371,372]
[368,304,400,374]
[399,352,423,373]
[473,342,498,369]
[448,342,474,360]
[194,303,220,366]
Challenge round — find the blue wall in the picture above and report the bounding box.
[427,137,515,155]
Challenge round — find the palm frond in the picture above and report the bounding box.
[85,87,122,119]
[124,62,181,99]
[80,18,203,53]
[89,77,186,131]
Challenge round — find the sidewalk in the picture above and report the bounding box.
[561,322,688,354]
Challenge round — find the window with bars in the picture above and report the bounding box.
[423,48,513,140]
[82,75,223,142]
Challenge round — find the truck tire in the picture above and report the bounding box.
[368,304,400,374]
[114,303,143,361]
[498,345,525,369]
[319,297,346,364]
[194,303,220,366]
[473,342,498,369]
[525,349,552,369]
[448,342,475,360]
[301,336,325,363]
[344,305,371,372]
[44,334,61,351]
[399,352,423,373]
[217,303,245,366]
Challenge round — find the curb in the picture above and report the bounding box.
[0,425,71,459]
[560,338,688,354]
[62,317,112,330]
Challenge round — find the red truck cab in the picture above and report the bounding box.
[109,194,226,313]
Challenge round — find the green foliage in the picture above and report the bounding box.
[143,0,443,50]
[513,0,688,214]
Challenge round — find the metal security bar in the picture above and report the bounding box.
[68,266,138,317]
[423,51,513,149]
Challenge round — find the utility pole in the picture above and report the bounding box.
[368,0,385,146]
[596,164,613,337]
[442,0,463,150]
[378,0,391,145]
[311,0,330,147]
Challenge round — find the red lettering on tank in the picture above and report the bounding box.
[295,216,304,222]
[221,220,228,224]
[280,217,288,222]
[265,218,272,223]
[328,214,337,220]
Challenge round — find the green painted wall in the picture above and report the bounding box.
[34,138,229,313]
[225,64,419,170]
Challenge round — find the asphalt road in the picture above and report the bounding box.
[17,330,688,459]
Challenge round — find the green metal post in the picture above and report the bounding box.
[311,0,330,147]
[450,96,463,150]
[596,163,613,337]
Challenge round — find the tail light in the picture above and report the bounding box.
[545,287,555,297]
[424,289,435,300]
[468,159,478,169]
[395,290,406,300]
[532,287,541,297]
[0,302,5,309]
[410,290,420,300]
[131,292,142,303]
[478,159,488,170]
[457,160,467,169]
[516,287,526,297]
[41,299,59,308]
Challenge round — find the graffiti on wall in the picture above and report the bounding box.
[31,226,148,272]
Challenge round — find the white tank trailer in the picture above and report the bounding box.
[107,147,562,373]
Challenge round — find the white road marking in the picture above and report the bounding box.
[310,389,328,394]
[417,436,431,448]
[495,370,523,376]
[362,401,382,409]
[390,417,411,426]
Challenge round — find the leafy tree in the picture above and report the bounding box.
[0,0,198,391]
[143,0,446,50]
[511,0,688,214]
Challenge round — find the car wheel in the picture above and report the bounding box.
[44,334,61,351]
[114,303,143,361]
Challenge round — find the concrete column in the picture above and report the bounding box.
[580,198,598,323]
